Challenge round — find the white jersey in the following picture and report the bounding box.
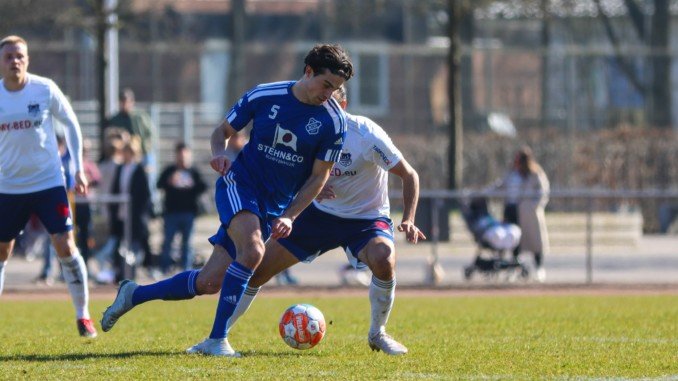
[314,113,402,219]
[0,73,83,194]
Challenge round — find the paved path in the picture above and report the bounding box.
[2,215,677,293]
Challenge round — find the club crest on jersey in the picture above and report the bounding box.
[27,103,40,116]
[273,124,297,151]
[339,152,352,167]
[305,118,322,135]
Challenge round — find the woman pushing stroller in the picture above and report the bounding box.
[489,146,550,282]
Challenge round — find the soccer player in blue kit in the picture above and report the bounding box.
[102,44,353,356]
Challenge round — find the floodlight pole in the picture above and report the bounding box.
[228,0,246,107]
[105,0,119,115]
[447,0,463,191]
[96,0,119,160]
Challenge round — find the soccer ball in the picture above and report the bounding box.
[278,304,326,350]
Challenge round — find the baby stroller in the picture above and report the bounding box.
[461,197,529,281]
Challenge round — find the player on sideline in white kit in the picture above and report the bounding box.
[0,35,97,338]
[208,84,425,355]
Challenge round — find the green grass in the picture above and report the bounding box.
[0,295,676,380]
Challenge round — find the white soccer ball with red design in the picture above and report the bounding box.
[278,304,326,350]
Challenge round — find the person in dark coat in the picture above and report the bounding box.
[157,142,207,274]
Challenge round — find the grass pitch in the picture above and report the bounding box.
[0,293,676,380]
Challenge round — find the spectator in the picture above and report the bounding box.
[491,146,550,282]
[110,137,153,282]
[157,142,207,274]
[106,88,158,212]
[106,88,154,168]
[93,128,130,284]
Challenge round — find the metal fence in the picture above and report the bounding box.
[72,189,678,287]
[394,189,678,285]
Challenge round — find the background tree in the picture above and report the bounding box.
[594,0,672,128]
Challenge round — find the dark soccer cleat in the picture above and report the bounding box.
[77,318,98,338]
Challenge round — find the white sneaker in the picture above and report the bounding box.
[368,332,408,355]
[186,338,241,357]
[101,280,138,332]
[535,267,546,283]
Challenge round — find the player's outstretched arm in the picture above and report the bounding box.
[209,119,238,175]
[271,159,335,239]
[50,82,87,194]
[389,158,426,244]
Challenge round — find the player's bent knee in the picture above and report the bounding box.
[370,243,395,265]
[237,241,266,269]
[366,243,396,279]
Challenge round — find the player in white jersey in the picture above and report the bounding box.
[211,84,426,355]
[0,36,97,338]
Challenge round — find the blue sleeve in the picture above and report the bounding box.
[316,112,347,163]
[225,90,255,131]
[61,150,75,190]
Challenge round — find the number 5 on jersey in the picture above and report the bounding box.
[269,105,280,119]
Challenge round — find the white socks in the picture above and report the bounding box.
[219,276,396,338]
[369,276,396,337]
[0,261,6,296]
[58,252,90,319]
[226,285,260,335]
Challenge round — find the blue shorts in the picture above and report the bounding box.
[210,171,273,259]
[278,203,394,269]
[208,203,394,267]
[0,186,73,242]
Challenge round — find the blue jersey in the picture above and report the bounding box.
[225,81,346,218]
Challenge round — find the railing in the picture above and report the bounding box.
[390,189,678,285]
[72,189,677,286]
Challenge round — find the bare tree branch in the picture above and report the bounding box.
[621,0,646,41]
[593,0,646,94]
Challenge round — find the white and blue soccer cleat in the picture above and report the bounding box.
[186,338,242,357]
[101,279,138,332]
[368,332,408,355]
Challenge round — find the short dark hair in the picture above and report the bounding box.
[175,141,188,152]
[303,44,353,81]
[333,84,347,103]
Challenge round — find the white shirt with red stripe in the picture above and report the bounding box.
[313,112,402,219]
[0,73,83,194]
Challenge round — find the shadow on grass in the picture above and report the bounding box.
[1,350,322,362]
[0,350,181,362]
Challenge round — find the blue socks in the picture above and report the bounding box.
[131,270,199,306]
[209,261,253,339]
[127,262,253,340]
